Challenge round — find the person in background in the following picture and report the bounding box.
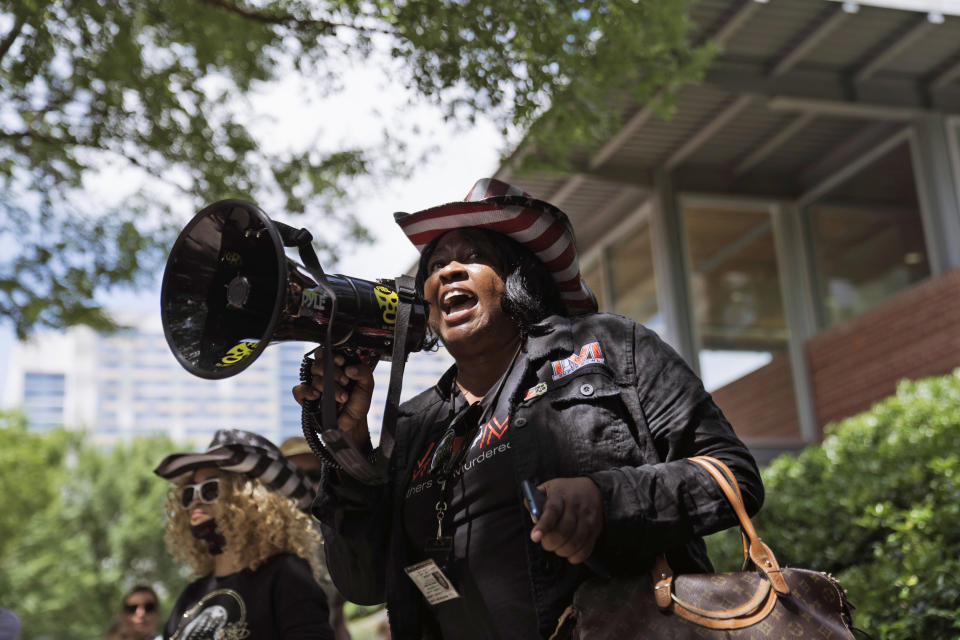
[0,608,20,640]
[296,178,763,639]
[154,429,333,640]
[117,585,161,640]
[279,437,326,489]
[280,436,352,640]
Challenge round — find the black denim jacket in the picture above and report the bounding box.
[312,313,764,639]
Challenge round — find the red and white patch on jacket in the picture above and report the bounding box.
[551,342,604,380]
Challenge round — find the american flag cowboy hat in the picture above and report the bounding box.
[393,178,598,315]
[154,428,314,510]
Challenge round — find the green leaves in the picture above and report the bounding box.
[0,416,186,639]
[2,0,703,337]
[1,0,379,337]
[706,370,960,638]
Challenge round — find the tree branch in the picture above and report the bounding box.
[196,0,396,36]
[0,129,77,147]
[0,15,25,66]
[0,129,195,197]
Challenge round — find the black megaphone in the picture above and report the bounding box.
[160,199,427,380]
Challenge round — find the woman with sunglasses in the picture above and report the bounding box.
[295,179,764,640]
[154,428,334,640]
[110,585,161,640]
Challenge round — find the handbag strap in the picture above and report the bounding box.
[688,457,789,594]
[652,456,790,611]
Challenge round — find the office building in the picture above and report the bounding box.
[3,312,452,447]
[496,0,960,461]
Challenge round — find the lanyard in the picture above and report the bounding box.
[430,344,523,554]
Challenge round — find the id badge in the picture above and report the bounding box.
[404,559,460,604]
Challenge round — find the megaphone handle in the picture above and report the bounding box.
[299,352,386,484]
[300,349,366,409]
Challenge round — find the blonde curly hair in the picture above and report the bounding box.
[163,469,322,579]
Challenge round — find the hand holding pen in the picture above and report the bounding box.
[521,479,611,579]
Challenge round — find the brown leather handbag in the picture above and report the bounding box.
[551,456,861,639]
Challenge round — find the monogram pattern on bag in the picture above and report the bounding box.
[567,568,856,639]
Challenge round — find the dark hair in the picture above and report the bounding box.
[122,584,158,607]
[414,228,568,346]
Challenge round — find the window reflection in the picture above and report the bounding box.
[582,261,606,312]
[609,225,661,334]
[584,225,662,335]
[806,142,929,327]
[683,205,788,391]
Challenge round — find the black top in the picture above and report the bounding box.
[402,355,540,639]
[163,553,333,640]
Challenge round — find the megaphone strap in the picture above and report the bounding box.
[378,275,417,462]
[297,275,419,484]
[273,222,382,483]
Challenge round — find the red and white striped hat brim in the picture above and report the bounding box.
[154,428,314,511]
[393,178,598,315]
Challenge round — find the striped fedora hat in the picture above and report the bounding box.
[393,178,598,315]
[154,429,314,510]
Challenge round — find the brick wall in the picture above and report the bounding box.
[807,268,960,430]
[711,351,801,444]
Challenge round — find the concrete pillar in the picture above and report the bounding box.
[910,116,960,274]
[772,203,821,444]
[649,172,699,373]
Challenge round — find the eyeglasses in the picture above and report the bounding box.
[123,601,158,615]
[429,402,483,478]
[180,478,220,508]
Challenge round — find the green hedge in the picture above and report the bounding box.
[706,369,960,639]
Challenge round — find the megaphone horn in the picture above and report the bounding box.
[160,199,427,380]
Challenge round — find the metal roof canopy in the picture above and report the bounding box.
[496,0,960,237]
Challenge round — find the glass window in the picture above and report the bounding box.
[582,261,606,312]
[23,372,66,431]
[24,372,65,395]
[581,225,661,334]
[806,142,929,327]
[682,204,789,392]
[608,225,661,334]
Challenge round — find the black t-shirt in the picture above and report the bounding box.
[402,358,539,639]
[163,553,333,640]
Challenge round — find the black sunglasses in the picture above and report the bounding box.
[123,601,157,614]
[429,402,484,478]
[180,478,220,509]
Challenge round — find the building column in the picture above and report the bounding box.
[772,203,821,444]
[650,171,699,373]
[910,115,960,274]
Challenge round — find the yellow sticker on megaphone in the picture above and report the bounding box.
[374,285,398,325]
[217,340,259,367]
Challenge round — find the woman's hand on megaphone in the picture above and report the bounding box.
[292,351,375,449]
